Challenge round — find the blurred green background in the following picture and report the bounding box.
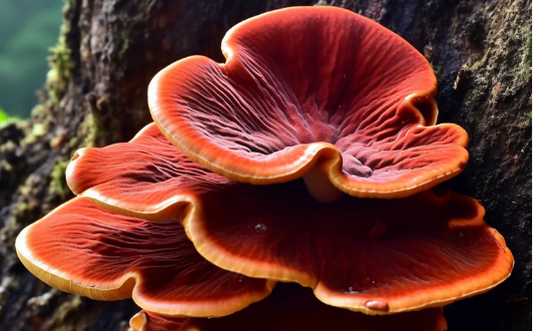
[0,0,63,119]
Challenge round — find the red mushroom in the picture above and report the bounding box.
[129,285,448,331]
[15,197,274,317]
[66,123,231,221]
[182,182,513,314]
[148,6,468,201]
[65,123,513,315]
[15,7,513,329]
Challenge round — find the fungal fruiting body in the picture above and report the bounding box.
[148,6,468,200]
[16,6,512,331]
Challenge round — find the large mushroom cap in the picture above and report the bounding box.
[15,198,274,317]
[130,284,448,331]
[148,6,468,200]
[183,184,514,314]
[65,122,512,315]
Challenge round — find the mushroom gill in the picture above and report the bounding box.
[148,6,468,201]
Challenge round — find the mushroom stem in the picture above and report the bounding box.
[303,164,343,203]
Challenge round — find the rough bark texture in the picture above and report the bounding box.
[0,0,530,330]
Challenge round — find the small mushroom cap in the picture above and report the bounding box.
[148,6,468,199]
[15,198,274,317]
[130,285,448,331]
[66,123,231,221]
[182,183,513,315]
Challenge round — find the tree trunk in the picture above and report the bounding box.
[0,0,530,330]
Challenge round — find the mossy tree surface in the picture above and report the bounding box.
[0,0,530,330]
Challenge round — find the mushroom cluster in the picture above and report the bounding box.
[16,6,513,331]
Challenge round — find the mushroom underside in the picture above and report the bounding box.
[130,284,448,331]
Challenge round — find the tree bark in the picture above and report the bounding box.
[0,0,530,330]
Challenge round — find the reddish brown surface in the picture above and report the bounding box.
[131,310,187,331]
[16,198,273,317]
[61,121,512,314]
[66,123,231,220]
[149,6,468,198]
[183,183,513,314]
[130,285,447,331]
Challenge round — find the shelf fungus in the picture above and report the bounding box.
[66,123,232,221]
[16,6,513,331]
[15,197,274,317]
[148,6,468,201]
[52,122,513,315]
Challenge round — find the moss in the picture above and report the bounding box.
[46,34,73,104]
[45,0,78,106]
[513,27,532,81]
[469,50,489,71]
[20,122,47,145]
[15,201,28,214]
[78,110,104,148]
[522,27,532,68]
[49,159,70,199]
[31,104,46,118]
[456,49,490,90]
[515,111,533,129]
[32,123,46,137]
